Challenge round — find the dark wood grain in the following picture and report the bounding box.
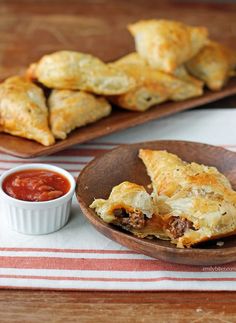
[1,290,236,323]
[76,140,236,266]
[1,0,236,321]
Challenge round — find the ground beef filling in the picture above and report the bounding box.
[113,208,146,230]
[167,216,194,239]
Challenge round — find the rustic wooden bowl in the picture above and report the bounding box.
[76,140,236,266]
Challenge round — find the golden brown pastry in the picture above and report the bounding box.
[0,76,54,146]
[139,149,236,248]
[26,51,135,95]
[90,181,167,240]
[109,53,169,111]
[48,89,112,139]
[173,65,203,89]
[170,65,204,100]
[109,53,203,109]
[128,19,208,73]
[186,41,236,90]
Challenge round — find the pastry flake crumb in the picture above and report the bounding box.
[216,241,224,247]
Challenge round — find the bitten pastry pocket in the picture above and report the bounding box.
[139,149,236,248]
[48,90,112,139]
[90,181,167,240]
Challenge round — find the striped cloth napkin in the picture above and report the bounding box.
[0,108,236,291]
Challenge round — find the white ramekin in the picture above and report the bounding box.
[0,163,75,235]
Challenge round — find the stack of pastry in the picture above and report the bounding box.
[90,150,236,248]
[0,19,235,146]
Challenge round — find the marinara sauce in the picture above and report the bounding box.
[3,169,70,202]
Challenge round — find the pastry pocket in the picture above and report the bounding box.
[172,65,204,100]
[109,53,203,111]
[128,19,208,73]
[166,65,203,101]
[110,53,170,111]
[139,149,185,198]
[160,195,236,248]
[90,181,167,240]
[26,51,135,95]
[186,41,236,90]
[139,149,233,198]
[109,53,169,111]
[139,149,236,247]
[0,76,54,146]
[48,89,112,139]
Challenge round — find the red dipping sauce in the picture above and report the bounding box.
[3,169,70,202]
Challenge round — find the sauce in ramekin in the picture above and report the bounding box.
[3,169,70,202]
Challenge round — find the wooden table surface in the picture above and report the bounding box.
[0,0,236,321]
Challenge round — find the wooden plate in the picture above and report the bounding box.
[1,79,236,158]
[76,140,236,266]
